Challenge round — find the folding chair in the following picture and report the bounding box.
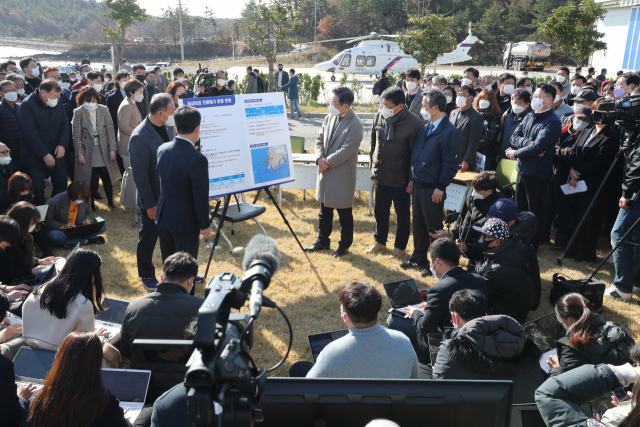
[496,159,518,195]
[210,193,267,254]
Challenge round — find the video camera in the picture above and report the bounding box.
[195,63,216,95]
[592,95,640,133]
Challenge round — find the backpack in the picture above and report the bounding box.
[119,167,137,209]
[372,79,383,95]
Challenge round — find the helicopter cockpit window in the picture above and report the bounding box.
[356,55,366,67]
[366,56,376,67]
[340,54,351,67]
[331,52,343,66]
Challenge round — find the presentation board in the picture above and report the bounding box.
[180,93,295,198]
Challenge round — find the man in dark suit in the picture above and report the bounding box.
[0,143,15,198]
[156,105,210,279]
[390,238,486,365]
[405,68,426,123]
[129,94,175,291]
[254,69,264,93]
[449,85,483,172]
[106,71,130,175]
[275,63,289,101]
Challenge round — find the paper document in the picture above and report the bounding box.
[561,180,588,195]
[539,349,557,373]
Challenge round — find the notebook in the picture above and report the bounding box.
[36,205,48,222]
[95,297,130,338]
[382,279,424,317]
[102,368,151,423]
[13,346,57,386]
[307,329,349,363]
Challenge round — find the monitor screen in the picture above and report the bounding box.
[383,279,422,308]
[308,330,349,362]
[13,347,56,383]
[102,369,150,403]
[96,298,130,325]
[257,378,513,427]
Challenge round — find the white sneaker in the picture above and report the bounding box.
[604,285,632,301]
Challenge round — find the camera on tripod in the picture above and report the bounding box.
[592,95,640,131]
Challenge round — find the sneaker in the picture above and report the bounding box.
[604,285,632,301]
[364,242,386,254]
[388,248,406,259]
[400,258,424,271]
[86,236,105,245]
[195,274,205,283]
[141,277,159,291]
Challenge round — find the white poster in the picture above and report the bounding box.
[179,93,295,198]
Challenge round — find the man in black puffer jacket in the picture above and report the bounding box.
[432,289,546,404]
[459,218,536,323]
[0,80,23,171]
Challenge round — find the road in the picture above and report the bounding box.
[288,116,373,151]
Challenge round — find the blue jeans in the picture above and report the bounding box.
[47,223,107,247]
[386,313,418,348]
[290,99,301,117]
[611,202,640,293]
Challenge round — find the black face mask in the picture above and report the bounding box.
[476,236,495,253]
[178,93,186,99]
[0,246,5,254]
[18,192,33,202]
[136,75,145,83]
[278,68,283,71]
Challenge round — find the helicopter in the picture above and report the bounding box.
[310,22,482,81]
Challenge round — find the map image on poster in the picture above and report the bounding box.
[251,144,290,184]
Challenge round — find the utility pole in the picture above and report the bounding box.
[314,0,317,43]
[177,0,185,61]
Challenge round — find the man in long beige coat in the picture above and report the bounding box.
[305,87,363,258]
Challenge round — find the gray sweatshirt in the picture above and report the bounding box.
[306,324,419,379]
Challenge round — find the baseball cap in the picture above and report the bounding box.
[473,218,511,241]
[488,199,518,222]
[574,105,592,119]
[448,78,461,86]
[573,89,598,102]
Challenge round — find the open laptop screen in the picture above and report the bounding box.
[14,347,57,384]
[383,279,422,309]
[308,329,349,363]
[102,369,151,403]
[522,313,565,352]
[96,297,130,325]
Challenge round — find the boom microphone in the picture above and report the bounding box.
[242,235,280,318]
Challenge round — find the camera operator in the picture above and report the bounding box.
[197,70,233,98]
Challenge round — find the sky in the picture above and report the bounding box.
[135,0,249,19]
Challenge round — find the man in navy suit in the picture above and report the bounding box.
[156,105,210,277]
[106,71,130,175]
[129,93,175,291]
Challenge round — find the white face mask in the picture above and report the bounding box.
[0,156,11,165]
[29,67,39,77]
[512,103,525,114]
[28,224,35,232]
[44,92,58,108]
[134,93,144,102]
[216,78,226,87]
[420,107,432,121]
[485,84,492,91]
[554,94,561,103]
[557,75,566,83]
[405,81,418,92]
[531,98,544,111]
[83,72,89,79]
[329,103,341,116]
[72,199,84,205]
[84,102,97,111]
[176,76,184,82]
[430,259,440,281]
[60,82,70,89]
[445,95,452,104]
[104,78,110,84]
[3,92,18,102]
[17,89,24,96]
[119,81,127,89]
[381,106,397,118]
[472,190,486,200]
[92,83,103,92]
[573,120,588,132]
[124,62,129,66]
[571,86,581,95]
[456,96,468,108]
[502,84,514,94]
[462,78,473,85]
[525,87,533,93]
[162,112,175,127]
[479,99,491,109]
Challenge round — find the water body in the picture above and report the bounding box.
[0,45,65,59]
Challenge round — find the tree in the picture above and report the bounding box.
[246,0,301,92]
[539,0,607,65]
[398,13,455,72]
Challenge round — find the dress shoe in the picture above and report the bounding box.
[400,258,424,271]
[86,236,105,245]
[388,247,406,259]
[304,240,330,252]
[108,202,116,209]
[93,192,105,200]
[333,247,348,258]
[420,268,431,278]
[364,242,386,254]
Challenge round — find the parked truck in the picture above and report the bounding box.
[503,41,551,71]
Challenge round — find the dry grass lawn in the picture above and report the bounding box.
[56,180,640,377]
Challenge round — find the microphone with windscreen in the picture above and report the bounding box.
[242,235,280,319]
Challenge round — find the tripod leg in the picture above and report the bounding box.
[586,213,640,281]
[204,194,232,279]
[263,187,306,253]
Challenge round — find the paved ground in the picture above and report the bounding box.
[287,117,373,151]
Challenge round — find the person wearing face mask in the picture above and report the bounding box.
[557,66,571,95]
[117,79,144,172]
[432,75,447,91]
[403,68,426,122]
[252,68,264,93]
[156,106,210,291]
[516,76,533,94]
[42,67,70,108]
[457,218,535,323]
[275,63,290,101]
[65,71,106,123]
[496,72,517,115]
[182,78,194,99]
[18,57,41,96]
[462,67,480,88]
[167,81,186,107]
[145,71,159,99]
[18,79,69,205]
[545,293,634,377]
[549,80,573,120]
[71,64,91,91]
[430,289,546,403]
[197,70,233,98]
[0,81,23,172]
[394,239,486,365]
[43,180,106,248]
[442,85,456,115]
[498,89,532,164]
[561,89,598,127]
[447,78,461,93]
[614,72,640,100]
[366,86,423,258]
[0,142,16,202]
[244,65,258,95]
[105,72,130,177]
[305,87,363,258]
[154,66,168,93]
[6,74,25,103]
[128,94,176,291]
[279,68,302,119]
[505,84,562,249]
[474,90,502,170]
[227,79,236,94]
[564,75,588,105]
[449,85,483,171]
[132,63,150,118]
[119,58,133,73]
[71,86,121,211]
[481,75,494,92]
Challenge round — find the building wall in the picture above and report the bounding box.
[593,6,633,71]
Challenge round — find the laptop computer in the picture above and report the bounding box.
[95,297,130,338]
[510,404,546,427]
[39,244,80,286]
[307,329,349,363]
[13,346,57,386]
[382,279,424,318]
[36,205,48,222]
[523,313,566,373]
[62,218,105,239]
[102,368,151,423]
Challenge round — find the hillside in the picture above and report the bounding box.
[0,0,102,38]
